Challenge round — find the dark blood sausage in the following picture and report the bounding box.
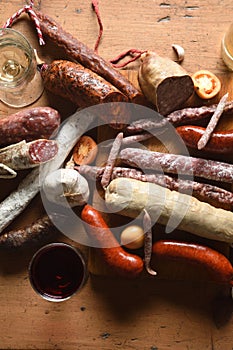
[81,205,144,278]
[29,139,58,164]
[0,215,56,248]
[35,10,146,104]
[119,147,233,183]
[152,240,233,286]
[176,125,233,154]
[0,107,61,147]
[41,60,128,107]
[77,165,233,210]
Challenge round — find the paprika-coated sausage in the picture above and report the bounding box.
[81,205,144,278]
[152,240,233,285]
[176,125,233,154]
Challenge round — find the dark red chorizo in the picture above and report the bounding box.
[41,60,128,107]
[35,10,146,104]
[176,125,233,154]
[0,107,60,147]
[81,205,144,278]
[152,240,233,286]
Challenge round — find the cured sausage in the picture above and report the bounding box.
[152,240,233,285]
[41,60,128,107]
[138,51,194,115]
[81,205,144,278]
[77,165,233,210]
[0,139,58,170]
[176,125,233,154]
[125,101,233,133]
[167,100,233,125]
[0,215,57,248]
[0,107,60,147]
[105,178,233,243]
[119,147,233,183]
[35,10,146,104]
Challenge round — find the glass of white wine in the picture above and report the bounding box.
[221,23,233,71]
[0,28,44,108]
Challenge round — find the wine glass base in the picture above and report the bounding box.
[0,70,44,108]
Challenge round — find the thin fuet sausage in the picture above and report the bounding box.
[152,240,233,286]
[81,205,144,278]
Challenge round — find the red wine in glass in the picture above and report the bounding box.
[29,243,88,302]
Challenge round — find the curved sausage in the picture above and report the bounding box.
[35,10,146,104]
[176,125,233,154]
[152,240,233,286]
[0,107,61,147]
[81,205,144,278]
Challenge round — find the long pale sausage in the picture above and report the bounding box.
[81,205,144,278]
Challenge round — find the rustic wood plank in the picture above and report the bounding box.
[0,1,233,349]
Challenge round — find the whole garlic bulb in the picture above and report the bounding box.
[43,168,89,207]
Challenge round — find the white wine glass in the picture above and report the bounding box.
[222,22,233,71]
[0,28,44,108]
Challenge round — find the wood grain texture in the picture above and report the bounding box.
[0,1,233,349]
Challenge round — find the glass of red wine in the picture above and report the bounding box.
[28,242,88,302]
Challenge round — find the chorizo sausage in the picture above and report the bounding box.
[41,60,128,107]
[41,60,131,128]
[0,107,60,147]
[152,240,233,286]
[81,205,144,278]
[34,10,146,104]
[176,125,233,154]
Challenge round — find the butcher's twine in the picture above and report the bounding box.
[2,0,45,46]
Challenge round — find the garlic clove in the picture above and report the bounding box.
[172,44,185,63]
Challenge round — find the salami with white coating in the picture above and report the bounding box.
[119,148,233,183]
[0,139,58,170]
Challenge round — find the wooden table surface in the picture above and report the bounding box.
[1,1,233,349]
